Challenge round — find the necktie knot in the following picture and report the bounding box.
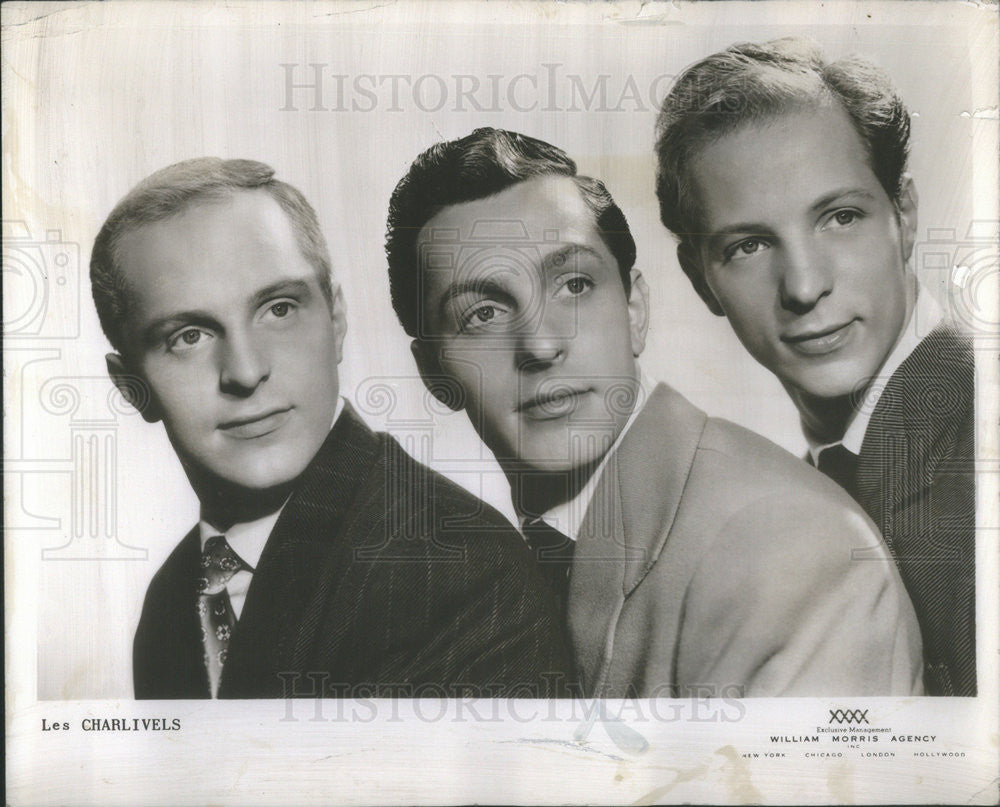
[198,535,246,595]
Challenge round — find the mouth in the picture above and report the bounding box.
[781,320,858,356]
[516,386,591,419]
[219,407,293,439]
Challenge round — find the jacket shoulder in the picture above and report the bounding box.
[376,431,516,528]
[701,416,854,502]
[337,417,539,571]
[868,323,974,441]
[693,416,886,559]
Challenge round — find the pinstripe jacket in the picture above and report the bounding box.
[854,323,976,696]
[133,402,572,698]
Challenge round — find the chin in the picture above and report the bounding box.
[791,370,875,403]
[223,451,316,492]
[520,450,604,474]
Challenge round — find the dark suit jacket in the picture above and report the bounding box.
[854,323,976,696]
[570,384,922,698]
[134,403,572,698]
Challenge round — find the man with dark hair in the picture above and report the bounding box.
[655,38,976,695]
[93,156,571,699]
[387,127,923,697]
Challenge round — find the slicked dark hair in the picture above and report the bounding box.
[385,127,637,337]
[90,157,333,355]
[655,37,912,246]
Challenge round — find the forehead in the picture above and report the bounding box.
[419,174,605,253]
[415,174,612,280]
[116,190,313,315]
[689,103,880,224]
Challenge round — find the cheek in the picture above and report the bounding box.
[438,355,490,407]
[587,292,636,345]
[144,363,213,423]
[711,274,773,327]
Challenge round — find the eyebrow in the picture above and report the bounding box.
[809,187,877,212]
[139,278,315,345]
[249,278,314,309]
[140,309,215,347]
[434,242,603,320]
[704,188,878,238]
[539,242,603,272]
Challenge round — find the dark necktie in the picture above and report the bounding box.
[197,535,247,697]
[815,444,860,502]
[522,518,575,615]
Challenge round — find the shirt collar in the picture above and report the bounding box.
[520,368,653,542]
[198,396,346,567]
[805,285,944,464]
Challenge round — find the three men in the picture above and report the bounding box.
[385,127,922,697]
[655,38,976,695]
[95,41,977,702]
[90,158,571,698]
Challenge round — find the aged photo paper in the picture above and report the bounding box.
[4,1,998,804]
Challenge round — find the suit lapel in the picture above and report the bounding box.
[617,385,707,594]
[569,384,706,692]
[136,527,210,698]
[220,403,378,697]
[172,529,212,697]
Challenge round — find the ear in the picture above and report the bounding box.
[410,339,463,412]
[677,241,725,317]
[896,173,919,263]
[626,268,650,358]
[329,283,348,363]
[106,353,160,423]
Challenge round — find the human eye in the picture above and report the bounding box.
[167,326,212,353]
[555,274,595,298]
[458,300,512,332]
[722,237,769,263]
[259,298,299,323]
[824,208,864,229]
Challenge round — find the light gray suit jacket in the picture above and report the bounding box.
[569,384,922,698]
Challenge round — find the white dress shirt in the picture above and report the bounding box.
[520,370,654,542]
[805,285,944,464]
[198,396,345,619]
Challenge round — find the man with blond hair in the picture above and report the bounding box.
[92,157,570,699]
[655,38,976,695]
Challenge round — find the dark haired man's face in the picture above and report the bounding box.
[107,190,346,499]
[412,175,648,473]
[682,103,917,403]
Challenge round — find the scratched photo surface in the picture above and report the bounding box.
[4,1,997,805]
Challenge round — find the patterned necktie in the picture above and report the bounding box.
[197,535,246,698]
[816,444,860,502]
[522,518,575,616]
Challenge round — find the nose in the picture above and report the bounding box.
[514,304,568,374]
[778,239,834,315]
[516,336,565,373]
[219,332,270,395]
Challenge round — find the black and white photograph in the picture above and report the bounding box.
[4,1,997,804]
